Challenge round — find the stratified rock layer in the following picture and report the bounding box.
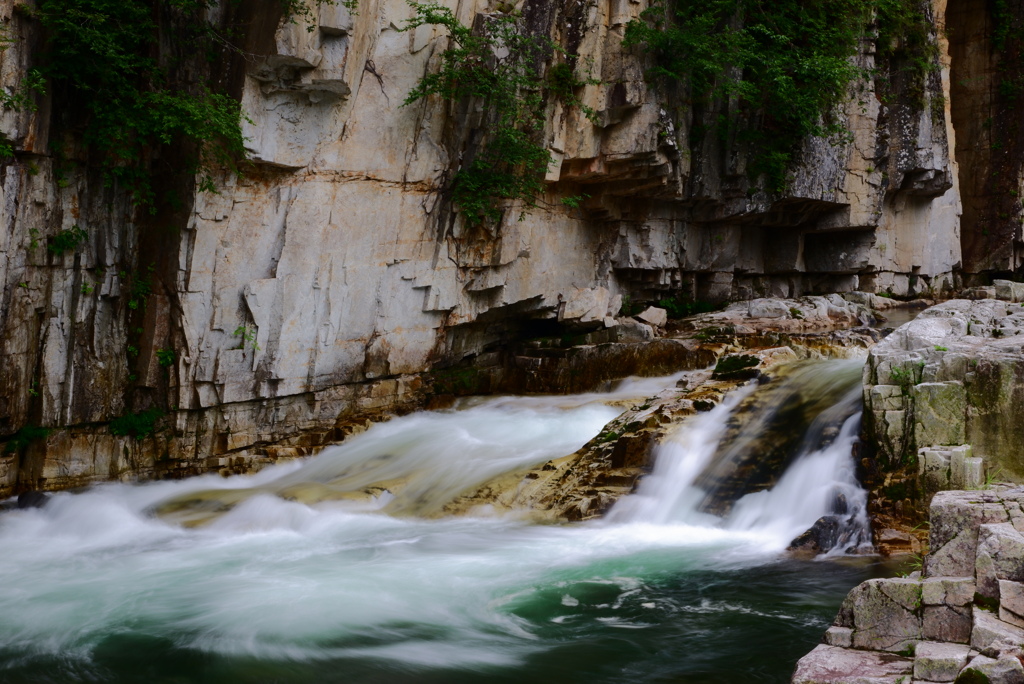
[861,296,1024,538]
[792,487,1024,684]
[0,0,997,492]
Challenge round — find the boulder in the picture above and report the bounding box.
[844,578,923,652]
[976,524,1024,599]
[615,318,656,342]
[635,306,668,328]
[994,279,1024,303]
[16,490,48,509]
[927,491,1009,578]
[956,654,1024,684]
[972,608,1024,657]
[825,626,854,648]
[1000,580,1024,629]
[790,515,842,555]
[791,644,913,684]
[913,641,971,682]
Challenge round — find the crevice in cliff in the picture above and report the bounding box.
[947,0,1024,276]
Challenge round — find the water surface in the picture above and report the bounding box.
[0,365,894,683]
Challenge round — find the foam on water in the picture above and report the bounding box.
[0,363,875,679]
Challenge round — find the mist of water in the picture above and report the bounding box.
[0,362,875,682]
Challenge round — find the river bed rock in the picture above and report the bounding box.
[792,487,1024,684]
[858,294,1024,552]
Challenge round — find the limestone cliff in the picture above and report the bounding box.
[0,0,1010,494]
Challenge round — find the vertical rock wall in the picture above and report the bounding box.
[0,0,1014,494]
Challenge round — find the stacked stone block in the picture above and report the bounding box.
[793,487,1024,683]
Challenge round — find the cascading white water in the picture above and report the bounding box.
[606,366,870,553]
[0,362,880,683]
[605,386,757,526]
[725,387,871,555]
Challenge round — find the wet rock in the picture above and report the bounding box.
[876,528,921,556]
[711,353,762,379]
[913,641,971,682]
[16,491,48,509]
[698,360,863,517]
[791,644,913,684]
[635,307,668,328]
[956,654,1024,684]
[790,516,842,555]
[795,488,1024,684]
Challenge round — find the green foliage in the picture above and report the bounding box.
[874,0,938,106]
[156,348,176,367]
[0,25,46,159]
[121,264,154,311]
[619,294,642,316]
[656,294,717,319]
[110,408,163,440]
[560,193,590,209]
[623,0,935,191]
[402,3,594,225]
[889,365,916,393]
[232,325,260,351]
[0,68,45,114]
[33,0,250,208]
[712,354,760,378]
[4,425,50,454]
[282,0,357,27]
[47,225,88,255]
[431,367,480,394]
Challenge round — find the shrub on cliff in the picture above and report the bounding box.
[624,0,936,191]
[402,2,596,226]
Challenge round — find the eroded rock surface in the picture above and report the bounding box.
[0,0,968,494]
[792,487,1024,684]
[859,296,1024,548]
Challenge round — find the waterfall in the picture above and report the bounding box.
[608,360,871,553]
[0,361,879,683]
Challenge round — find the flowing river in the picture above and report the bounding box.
[0,362,897,683]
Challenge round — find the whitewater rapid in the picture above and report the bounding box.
[0,362,876,681]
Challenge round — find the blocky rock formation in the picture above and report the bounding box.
[793,487,1024,684]
[0,0,1017,492]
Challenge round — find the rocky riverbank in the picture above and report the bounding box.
[794,283,1024,683]
[1,292,888,498]
[860,290,1024,553]
[793,487,1024,684]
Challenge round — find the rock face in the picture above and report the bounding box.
[792,487,1024,684]
[0,0,1013,493]
[861,297,1024,534]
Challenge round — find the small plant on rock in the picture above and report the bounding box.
[109,408,163,440]
[47,225,88,255]
[402,2,597,225]
[232,326,260,351]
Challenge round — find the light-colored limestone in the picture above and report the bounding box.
[0,0,970,490]
[912,641,970,682]
[791,645,913,684]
